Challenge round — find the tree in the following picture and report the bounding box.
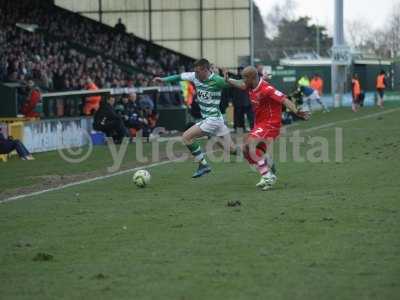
[386,3,400,58]
[346,20,373,49]
[346,3,400,59]
[264,0,297,38]
[260,17,332,61]
[272,17,331,49]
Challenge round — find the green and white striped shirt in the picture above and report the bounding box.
[162,72,229,120]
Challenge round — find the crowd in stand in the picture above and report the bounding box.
[0,26,134,90]
[43,8,187,76]
[0,0,192,92]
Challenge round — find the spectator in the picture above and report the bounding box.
[114,18,126,33]
[297,75,310,87]
[93,95,128,143]
[0,128,34,160]
[231,87,253,131]
[286,89,307,122]
[298,85,329,113]
[83,77,101,115]
[144,108,158,137]
[376,70,387,108]
[310,74,324,96]
[351,74,361,112]
[138,94,154,111]
[256,64,272,80]
[20,79,41,117]
[120,92,158,138]
[123,93,146,132]
[231,68,254,131]
[0,0,194,96]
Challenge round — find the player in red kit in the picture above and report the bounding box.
[225,66,307,190]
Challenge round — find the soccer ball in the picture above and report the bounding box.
[133,170,151,187]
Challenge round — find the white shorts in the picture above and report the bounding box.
[196,118,230,137]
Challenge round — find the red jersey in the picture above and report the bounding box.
[248,79,286,128]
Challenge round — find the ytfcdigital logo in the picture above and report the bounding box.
[58,127,344,173]
[58,130,93,163]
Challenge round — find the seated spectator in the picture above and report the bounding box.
[93,95,128,143]
[119,93,148,136]
[138,94,154,111]
[119,93,158,138]
[142,108,159,137]
[0,129,34,160]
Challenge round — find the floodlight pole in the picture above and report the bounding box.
[250,0,255,66]
[98,0,103,23]
[316,24,320,56]
[331,0,347,107]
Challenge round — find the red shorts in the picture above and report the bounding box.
[249,125,281,140]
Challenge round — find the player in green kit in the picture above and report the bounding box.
[154,59,237,178]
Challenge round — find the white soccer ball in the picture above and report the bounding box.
[133,170,151,187]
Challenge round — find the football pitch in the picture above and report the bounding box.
[1,104,400,299]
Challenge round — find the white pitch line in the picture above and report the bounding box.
[0,159,182,204]
[1,107,399,204]
[302,108,400,132]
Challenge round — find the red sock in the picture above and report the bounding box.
[244,144,268,175]
[256,159,269,176]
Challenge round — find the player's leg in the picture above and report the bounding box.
[218,132,240,156]
[376,89,382,107]
[245,140,276,174]
[352,95,357,112]
[243,132,277,190]
[310,91,324,112]
[182,123,210,178]
[314,91,328,112]
[256,141,276,174]
[378,89,385,108]
[305,96,312,112]
[214,120,240,156]
[377,90,381,107]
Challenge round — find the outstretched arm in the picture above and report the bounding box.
[153,74,182,84]
[223,70,247,90]
[283,98,298,113]
[154,72,196,84]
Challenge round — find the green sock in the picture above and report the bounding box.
[186,141,207,164]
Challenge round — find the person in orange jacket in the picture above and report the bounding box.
[310,74,324,97]
[351,74,361,112]
[83,77,101,115]
[376,70,387,108]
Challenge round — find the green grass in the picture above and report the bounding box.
[0,141,187,193]
[1,104,400,299]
